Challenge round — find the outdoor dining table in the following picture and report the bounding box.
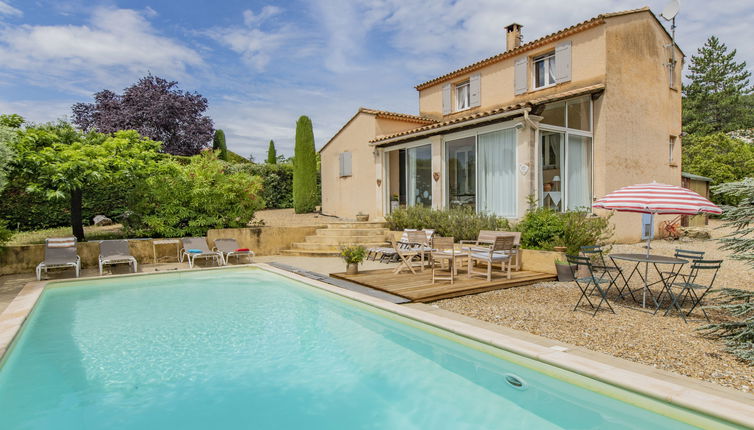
[609,253,688,311]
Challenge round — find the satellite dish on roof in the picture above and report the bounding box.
[660,0,680,21]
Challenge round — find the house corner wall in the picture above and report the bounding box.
[320,114,380,220]
[600,12,683,243]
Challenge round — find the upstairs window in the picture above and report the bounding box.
[456,80,470,111]
[533,52,556,89]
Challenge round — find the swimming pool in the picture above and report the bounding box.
[0,267,742,429]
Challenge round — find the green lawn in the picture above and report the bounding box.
[8,224,127,246]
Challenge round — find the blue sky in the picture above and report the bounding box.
[1,0,752,159]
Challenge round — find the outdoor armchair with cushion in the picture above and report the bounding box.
[36,237,81,280]
[467,236,515,281]
[98,239,138,275]
[213,238,254,265]
[461,231,521,270]
[180,237,223,268]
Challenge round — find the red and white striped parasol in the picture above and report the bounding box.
[593,182,722,215]
[593,181,722,256]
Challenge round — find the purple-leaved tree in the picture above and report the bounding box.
[72,75,214,156]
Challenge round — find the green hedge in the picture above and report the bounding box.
[0,176,133,231]
[386,206,510,241]
[228,163,294,209]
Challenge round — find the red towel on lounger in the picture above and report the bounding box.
[235,248,250,252]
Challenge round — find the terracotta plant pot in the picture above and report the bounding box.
[346,263,359,275]
[553,246,567,252]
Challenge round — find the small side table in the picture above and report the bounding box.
[152,239,181,264]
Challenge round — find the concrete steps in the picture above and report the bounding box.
[281,222,390,257]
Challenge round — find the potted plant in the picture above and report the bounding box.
[341,245,367,275]
[554,258,576,282]
[390,193,400,212]
[356,211,370,222]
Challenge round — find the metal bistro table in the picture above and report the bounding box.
[609,253,688,311]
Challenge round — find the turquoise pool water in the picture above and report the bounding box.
[0,268,717,429]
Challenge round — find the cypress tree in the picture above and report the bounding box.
[683,36,753,135]
[213,129,228,161]
[293,116,318,213]
[267,140,277,164]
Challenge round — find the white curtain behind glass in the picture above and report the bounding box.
[406,148,417,206]
[566,135,592,210]
[478,128,516,217]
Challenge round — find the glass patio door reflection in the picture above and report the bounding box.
[446,137,476,209]
[406,145,432,207]
[540,131,564,211]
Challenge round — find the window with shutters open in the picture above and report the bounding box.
[533,52,556,89]
[339,152,352,177]
[455,80,470,111]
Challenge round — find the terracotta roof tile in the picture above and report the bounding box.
[358,107,437,124]
[414,8,650,90]
[371,84,605,145]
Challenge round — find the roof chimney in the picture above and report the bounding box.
[505,23,523,51]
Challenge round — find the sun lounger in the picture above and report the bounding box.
[180,237,223,268]
[98,240,138,275]
[213,238,254,265]
[36,237,80,280]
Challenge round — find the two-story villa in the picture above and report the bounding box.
[319,7,684,241]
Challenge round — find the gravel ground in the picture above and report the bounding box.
[435,220,754,394]
[253,209,339,227]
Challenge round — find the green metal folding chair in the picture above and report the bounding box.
[665,259,722,323]
[567,254,616,317]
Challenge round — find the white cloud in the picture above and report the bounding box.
[208,6,290,71]
[0,1,21,17]
[243,5,281,26]
[0,7,203,91]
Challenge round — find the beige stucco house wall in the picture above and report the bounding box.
[320,109,434,219]
[319,7,684,243]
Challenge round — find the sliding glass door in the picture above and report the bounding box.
[477,129,516,217]
[446,137,475,209]
[539,96,593,211]
[406,145,432,207]
[566,135,592,210]
[539,130,592,211]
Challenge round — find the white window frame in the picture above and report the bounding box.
[532,52,556,90]
[442,120,519,218]
[537,97,594,212]
[455,80,471,112]
[669,135,677,164]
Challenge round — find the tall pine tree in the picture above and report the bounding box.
[266,140,277,164]
[293,116,318,213]
[683,36,753,135]
[213,129,228,161]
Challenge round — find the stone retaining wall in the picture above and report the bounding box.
[0,226,322,276]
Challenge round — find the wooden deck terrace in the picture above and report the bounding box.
[330,266,556,303]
